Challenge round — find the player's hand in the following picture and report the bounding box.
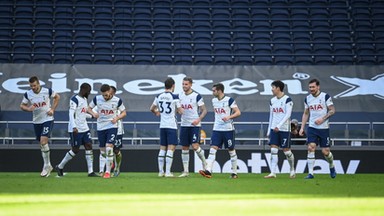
[315,118,324,125]
[47,108,54,116]
[28,105,36,112]
[192,119,200,126]
[111,117,119,124]
[299,128,305,136]
[222,116,230,122]
[93,113,99,119]
[73,128,78,135]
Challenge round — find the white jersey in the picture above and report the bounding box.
[179,91,204,127]
[212,96,238,131]
[304,92,333,129]
[22,87,56,124]
[268,95,293,133]
[68,94,90,133]
[89,95,125,131]
[153,91,181,129]
[116,110,124,135]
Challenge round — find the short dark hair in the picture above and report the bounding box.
[100,84,110,93]
[309,78,320,86]
[80,83,91,92]
[29,76,39,83]
[110,86,117,94]
[183,77,193,84]
[213,83,224,92]
[271,80,285,91]
[164,78,175,89]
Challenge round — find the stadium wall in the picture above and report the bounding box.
[1,148,383,174]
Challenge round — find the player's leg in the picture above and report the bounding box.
[97,130,107,176]
[103,128,117,178]
[225,131,238,179]
[36,121,53,177]
[199,131,221,178]
[179,127,190,177]
[191,127,207,170]
[158,128,167,177]
[83,130,97,177]
[113,134,123,177]
[164,129,177,177]
[305,127,317,179]
[56,132,80,176]
[319,129,336,178]
[265,129,278,178]
[281,131,295,178]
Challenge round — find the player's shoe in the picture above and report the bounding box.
[88,172,99,177]
[113,170,120,177]
[202,162,208,171]
[264,173,276,179]
[199,170,212,178]
[103,172,111,179]
[164,173,174,178]
[55,165,63,177]
[305,174,314,179]
[41,165,53,177]
[230,173,238,179]
[330,167,337,178]
[178,172,189,178]
[290,171,296,179]
[158,172,165,177]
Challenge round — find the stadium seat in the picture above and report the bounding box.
[174,44,193,54]
[193,55,214,65]
[94,55,113,64]
[11,53,33,63]
[73,54,93,64]
[132,55,154,64]
[33,41,52,53]
[153,8,172,19]
[273,55,294,65]
[312,43,333,54]
[234,56,254,65]
[295,55,315,65]
[254,56,273,65]
[33,54,53,63]
[314,55,335,65]
[153,55,174,65]
[174,56,193,65]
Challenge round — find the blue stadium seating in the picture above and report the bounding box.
[0,0,382,65]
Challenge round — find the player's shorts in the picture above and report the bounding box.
[307,127,330,148]
[69,130,92,147]
[160,128,178,146]
[179,126,201,147]
[268,129,291,148]
[97,128,118,147]
[211,130,235,150]
[33,120,54,141]
[114,134,123,150]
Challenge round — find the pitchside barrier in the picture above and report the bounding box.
[0,120,384,173]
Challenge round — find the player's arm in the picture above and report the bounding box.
[276,101,293,131]
[192,104,207,125]
[47,93,60,116]
[150,104,160,116]
[299,108,309,136]
[20,102,34,112]
[228,106,241,120]
[112,110,126,124]
[323,104,335,121]
[266,105,273,137]
[87,106,98,118]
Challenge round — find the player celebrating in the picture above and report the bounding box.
[199,83,241,179]
[150,77,183,177]
[178,77,207,177]
[88,84,126,179]
[20,76,60,177]
[264,80,295,179]
[299,79,336,179]
[110,86,124,177]
[55,83,98,177]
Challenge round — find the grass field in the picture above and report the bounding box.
[0,172,383,216]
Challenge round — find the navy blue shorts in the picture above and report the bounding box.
[179,126,201,146]
[160,128,178,146]
[211,130,235,150]
[114,134,123,150]
[69,131,92,147]
[97,128,118,147]
[269,129,291,148]
[307,127,330,148]
[33,120,54,141]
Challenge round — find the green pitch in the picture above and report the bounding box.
[0,173,383,216]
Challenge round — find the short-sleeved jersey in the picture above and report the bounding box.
[21,87,55,124]
[212,96,238,131]
[152,92,181,129]
[89,95,125,131]
[304,92,333,129]
[68,94,90,133]
[179,91,204,127]
[268,95,293,132]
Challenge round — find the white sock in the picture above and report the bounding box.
[229,150,238,174]
[195,147,207,169]
[105,147,114,173]
[206,148,217,172]
[165,150,174,174]
[284,150,295,172]
[40,144,51,167]
[58,150,75,169]
[307,151,315,175]
[158,149,166,174]
[181,150,189,173]
[99,151,106,173]
[325,152,334,168]
[270,148,278,174]
[85,150,94,174]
